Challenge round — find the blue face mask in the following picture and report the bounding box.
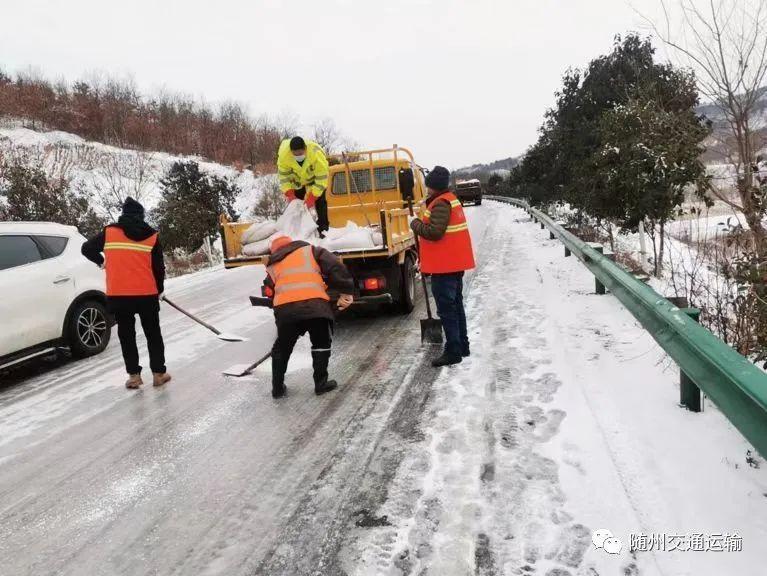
[293,154,306,162]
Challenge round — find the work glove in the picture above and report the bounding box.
[304,193,317,209]
[285,189,297,202]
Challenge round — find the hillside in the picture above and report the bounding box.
[0,126,274,222]
[454,155,520,180]
[697,91,767,163]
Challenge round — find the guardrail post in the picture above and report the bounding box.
[564,246,571,257]
[549,231,556,240]
[680,306,703,413]
[589,244,606,294]
[540,221,545,230]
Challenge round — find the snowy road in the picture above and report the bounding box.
[1,203,766,576]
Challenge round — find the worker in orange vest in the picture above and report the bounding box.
[262,235,354,398]
[82,197,171,389]
[410,166,476,367]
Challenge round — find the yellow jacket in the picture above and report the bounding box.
[277,139,329,198]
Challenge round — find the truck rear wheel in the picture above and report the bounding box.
[398,255,416,314]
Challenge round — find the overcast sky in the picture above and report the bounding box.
[1,0,670,169]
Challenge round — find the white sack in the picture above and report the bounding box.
[322,227,376,251]
[276,200,318,241]
[325,220,359,241]
[242,233,280,256]
[241,220,277,244]
[371,230,384,246]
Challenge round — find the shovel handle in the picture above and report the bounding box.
[162,296,222,336]
[420,274,435,320]
[241,350,273,376]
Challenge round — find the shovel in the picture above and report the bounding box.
[162,296,248,343]
[222,348,273,377]
[420,274,443,344]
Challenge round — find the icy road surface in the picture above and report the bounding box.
[1,203,766,576]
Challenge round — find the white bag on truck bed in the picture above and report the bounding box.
[241,220,278,244]
[321,227,376,251]
[276,201,318,241]
[242,233,280,256]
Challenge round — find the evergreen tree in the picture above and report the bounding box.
[153,161,239,253]
[0,157,104,237]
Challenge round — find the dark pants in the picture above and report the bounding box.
[430,272,469,357]
[295,187,329,233]
[110,297,166,375]
[271,318,333,391]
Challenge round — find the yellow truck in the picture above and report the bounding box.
[220,146,426,313]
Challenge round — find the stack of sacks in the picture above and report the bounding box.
[241,221,279,256]
[240,202,319,257]
[239,205,387,257]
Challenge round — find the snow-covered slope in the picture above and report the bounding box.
[0,127,274,219]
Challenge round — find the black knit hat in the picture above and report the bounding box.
[289,136,306,151]
[425,166,450,191]
[122,196,145,218]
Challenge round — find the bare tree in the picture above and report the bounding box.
[639,0,767,259]
[91,150,157,220]
[312,117,341,154]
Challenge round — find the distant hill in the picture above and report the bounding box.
[697,89,767,164]
[454,156,520,181]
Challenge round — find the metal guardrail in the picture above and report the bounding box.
[488,195,767,458]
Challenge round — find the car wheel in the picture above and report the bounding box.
[399,255,416,314]
[68,300,111,357]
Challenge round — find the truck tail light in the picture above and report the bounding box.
[363,277,385,291]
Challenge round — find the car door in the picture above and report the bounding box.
[0,235,76,356]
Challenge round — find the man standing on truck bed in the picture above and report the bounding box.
[410,166,476,367]
[262,235,354,398]
[277,136,330,234]
[81,197,171,389]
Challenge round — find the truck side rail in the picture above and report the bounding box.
[488,195,767,458]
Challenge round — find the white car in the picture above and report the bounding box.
[0,222,111,370]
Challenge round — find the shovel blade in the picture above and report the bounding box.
[420,319,443,345]
[222,363,254,377]
[216,333,248,343]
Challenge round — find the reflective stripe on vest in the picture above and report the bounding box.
[104,227,159,296]
[267,245,330,307]
[419,191,476,274]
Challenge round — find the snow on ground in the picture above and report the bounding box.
[346,202,767,576]
[2,202,766,574]
[0,127,273,218]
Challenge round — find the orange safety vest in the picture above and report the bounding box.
[267,245,330,307]
[103,227,159,297]
[419,191,476,274]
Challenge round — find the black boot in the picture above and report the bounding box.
[461,345,470,358]
[312,350,337,395]
[432,351,462,367]
[315,379,338,395]
[272,345,288,399]
[272,384,287,399]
